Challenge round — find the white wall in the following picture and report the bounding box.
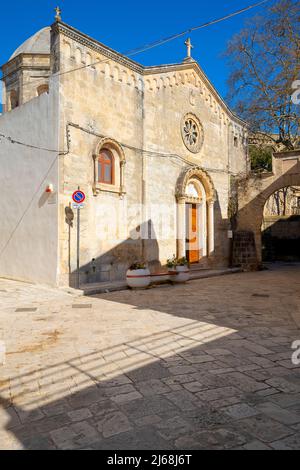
[0,89,60,285]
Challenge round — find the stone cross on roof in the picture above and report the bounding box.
[54,6,62,22]
[184,38,194,61]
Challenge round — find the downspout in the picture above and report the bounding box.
[141,79,147,261]
[227,120,233,267]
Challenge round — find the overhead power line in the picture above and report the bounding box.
[57,0,272,77]
[0,0,269,151]
[125,0,271,56]
[0,132,64,153]
[2,1,271,87]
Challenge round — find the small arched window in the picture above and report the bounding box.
[98,149,114,185]
[93,138,126,197]
[10,90,19,110]
[37,84,49,96]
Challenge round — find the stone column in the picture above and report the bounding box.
[120,160,126,195]
[177,197,186,259]
[201,201,208,257]
[208,200,215,255]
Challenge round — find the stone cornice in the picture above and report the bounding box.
[1,54,50,72]
[1,20,246,128]
[2,64,50,81]
[53,22,246,128]
[51,21,144,74]
[143,62,247,127]
[274,149,300,159]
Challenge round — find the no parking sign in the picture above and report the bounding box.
[72,189,86,288]
[72,190,86,209]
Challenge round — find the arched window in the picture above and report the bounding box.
[93,138,126,197]
[37,84,49,96]
[98,149,114,185]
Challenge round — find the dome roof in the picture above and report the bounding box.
[9,27,51,61]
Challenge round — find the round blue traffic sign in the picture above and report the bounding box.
[72,190,86,204]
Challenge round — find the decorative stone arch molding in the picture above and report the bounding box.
[176,166,216,203]
[93,137,126,197]
[176,166,217,260]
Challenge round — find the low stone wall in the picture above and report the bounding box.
[232,231,259,271]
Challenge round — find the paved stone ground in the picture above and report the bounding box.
[0,264,300,450]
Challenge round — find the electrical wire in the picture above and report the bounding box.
[0,132,65,153]
[0,1,266,152]
[1,1,271,89]
[125,0,271,56]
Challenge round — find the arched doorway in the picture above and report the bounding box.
[176,167,216,264]
[262,186,300,262]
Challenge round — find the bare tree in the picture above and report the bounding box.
[226,0,300,150]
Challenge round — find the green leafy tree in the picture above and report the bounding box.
[249,146,273,171]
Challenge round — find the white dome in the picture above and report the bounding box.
[9,27,51,61]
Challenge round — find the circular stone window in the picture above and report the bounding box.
[181,113,204,153]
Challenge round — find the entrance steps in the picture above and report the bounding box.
[79,267,241,296]
[189,263,209,272]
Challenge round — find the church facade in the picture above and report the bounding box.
[0,18,249,287]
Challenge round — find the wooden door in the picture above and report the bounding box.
[186,204,200,263]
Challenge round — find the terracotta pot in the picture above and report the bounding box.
[173,265,190,283]
[126,268,151,288]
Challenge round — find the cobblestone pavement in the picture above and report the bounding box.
[0,264,300,450]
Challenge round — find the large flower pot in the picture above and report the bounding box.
[126,268,151,289]
[173,265,190,283]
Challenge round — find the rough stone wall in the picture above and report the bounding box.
[232,231,258,271]
[2,55,50,111]
[20,56,50,104]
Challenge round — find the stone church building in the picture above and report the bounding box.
[0,16,248,287]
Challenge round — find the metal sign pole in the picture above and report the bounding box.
[76,186,80,289]
[77,206,80,289]
[72,187,85,290]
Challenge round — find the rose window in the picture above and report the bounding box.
[184,119,198,146]
[181,113,204,153]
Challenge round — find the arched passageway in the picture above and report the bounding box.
[236,150,300,267]
[262,186,300,262]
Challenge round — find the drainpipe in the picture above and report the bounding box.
[141,81,147,261]
[227,121,233,267]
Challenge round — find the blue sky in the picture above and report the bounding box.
[0,0,273,101]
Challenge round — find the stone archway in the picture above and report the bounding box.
[176,166,216,262]
[236,150,300,265]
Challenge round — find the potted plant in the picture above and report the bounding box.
[167,256,190,283]
[174,257,190,283]
[167,255,177,272]
[126,262,151,289]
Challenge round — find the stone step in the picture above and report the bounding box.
[79,268,242,296]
